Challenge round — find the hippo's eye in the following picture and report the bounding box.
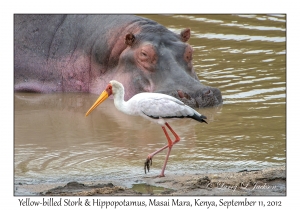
[136,44,157,71]
[140,51,148,57]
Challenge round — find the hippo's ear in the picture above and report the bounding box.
[125,33,135,46]
[180,28,191,42]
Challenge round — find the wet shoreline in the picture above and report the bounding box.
[15,166,285,196]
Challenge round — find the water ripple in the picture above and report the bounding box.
[221,23,285,32]
[195,33,285,43]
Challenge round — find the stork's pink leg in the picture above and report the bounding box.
[144,122,180,177]
[165,122,180,144]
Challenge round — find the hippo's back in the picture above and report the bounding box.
[14,15,144,59]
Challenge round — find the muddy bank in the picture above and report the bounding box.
[15,166,285,196]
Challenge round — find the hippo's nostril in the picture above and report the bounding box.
[204,89,212,96]
[177,90,185,98]
[177,90,192,100]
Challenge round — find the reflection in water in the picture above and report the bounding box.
[14,14,286,186]
[131,183,171,195]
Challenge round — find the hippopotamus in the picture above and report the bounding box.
[14,14,222,108]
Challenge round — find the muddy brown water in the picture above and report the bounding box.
[14,15,286,192]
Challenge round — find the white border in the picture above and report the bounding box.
[3,0,296,209]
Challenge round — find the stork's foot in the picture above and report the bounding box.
[144,157,152,174]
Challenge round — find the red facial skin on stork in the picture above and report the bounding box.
[106,84,113,96]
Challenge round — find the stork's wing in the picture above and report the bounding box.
[137,94,195,118]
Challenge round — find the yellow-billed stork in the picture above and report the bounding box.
[85,80,207,177]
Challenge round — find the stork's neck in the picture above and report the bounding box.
[113,88,129,114]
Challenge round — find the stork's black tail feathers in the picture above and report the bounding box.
[144,111,208,124]
[190,114,208,124]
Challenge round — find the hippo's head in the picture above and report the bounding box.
[14,14,222,108]
[106,19,222,108]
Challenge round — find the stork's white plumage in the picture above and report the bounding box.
[86,80,207,177]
